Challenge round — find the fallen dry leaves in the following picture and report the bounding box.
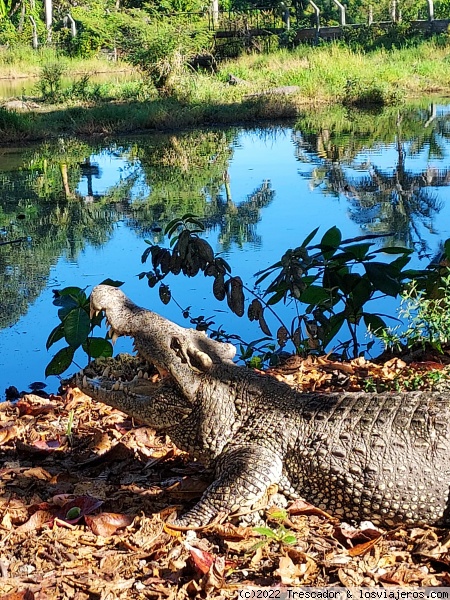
[0,355,450,598]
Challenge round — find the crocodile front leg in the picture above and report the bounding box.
[170,444,283,529]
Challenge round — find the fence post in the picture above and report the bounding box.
[309,0,320,28]
[29,15,39,49]
[426,0,434,20]
[211,0,219,28]
[391,0,397,22]
[64,13,77,38]
[330,0,346,26]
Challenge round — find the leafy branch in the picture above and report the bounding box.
[139,214,424,360]
[45,279,123,377]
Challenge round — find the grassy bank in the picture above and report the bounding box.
[1,38,450,142]
[0,46,132,80]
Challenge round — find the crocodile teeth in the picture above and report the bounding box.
[143,372,149,380]
[83,375,88,388]
[112,381,120,391]
[90,307,101,319]
[102,366,111,377]
[111,331,119,345]
[138,370,143,379]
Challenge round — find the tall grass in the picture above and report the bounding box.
[0,43,132,79]
[1,38,450,141]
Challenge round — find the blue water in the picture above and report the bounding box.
[2,106,450,396]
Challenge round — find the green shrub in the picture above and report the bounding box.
[343,78,403,107]
[125,17,213,91]
[37,62,67,103]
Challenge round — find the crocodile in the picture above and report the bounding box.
[76,285,450,530]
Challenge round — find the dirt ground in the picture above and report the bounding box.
[1,353,450,599]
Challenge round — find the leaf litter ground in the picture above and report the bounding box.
[2,352,450,599]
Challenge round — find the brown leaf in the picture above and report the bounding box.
[16,509,54,532]
[186,542,215,574]
[288,499,334,520]
[248,299,263,321]
[275,555,302,585]
[334,522,382,548]
[16,397,58,416]
[277,326,289,347]
[202,554,225,593]
[213,274,226,301]
[212,522,253,540]
[1,592,35,600]
[22,467,52,481]
[56,495,104,523]
[15,439,61,455]
[227,276,245,317]
[347,535,381,557]
[338,566,364,587]
[410,361,445,371]
[165,476,209,500]
[258,311,272,337]
[0,425,18,446]
[85,512,133,536]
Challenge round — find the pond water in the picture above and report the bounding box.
[0,70,136,99]
[1,100,450,397]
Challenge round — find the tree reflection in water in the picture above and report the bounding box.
[293,103,450,255]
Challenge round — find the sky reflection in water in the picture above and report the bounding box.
[1,102,450,396]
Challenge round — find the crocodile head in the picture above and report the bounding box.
[88,285,237,403]
[73,353,194,431]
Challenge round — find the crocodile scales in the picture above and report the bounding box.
[76,285,450,529]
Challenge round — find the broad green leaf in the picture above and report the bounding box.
[45,346,75,377]
[322,312,346,345]
[253,527,277,539]
[340,272,363,295]
[82,337,113,359]
[100,278,124,287]
[184,217,205,230]
[320,226,342,257]
[267,290,286,306]
[164,217,182,236]
[56,287,87,304]
[389,254,411,272]
[46,323,65,350]
[379,246,412,255]
[402,268,429,279]
[364,262,402,297]
[445,238,450,260]
[282,534,297,545]
[63,308,91,348]
[363,313,387,332]
[268,508,288,521]
[339,242,373,261]
[141,246,152,263]
[349,277,372,310]
[299,285,330,305]
[301,226,319,248]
